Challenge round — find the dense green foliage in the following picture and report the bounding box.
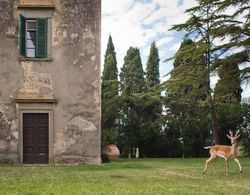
[214,59,244,144]
[240,104,250,155]
[101,0,249,157]
[214,63,242,103]
[164,39,210,157]
[120,47,146,94]
[142,42,163,157]
[0,158,250,194]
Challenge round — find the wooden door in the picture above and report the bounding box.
[23,113,48,164]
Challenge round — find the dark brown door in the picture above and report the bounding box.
[23,113,48,164]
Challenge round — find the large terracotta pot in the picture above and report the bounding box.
[101,144,120,162]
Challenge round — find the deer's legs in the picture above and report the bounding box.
[234,158,242,173]
[212,157,217,174]
[225,158,229,176]
[203,155,215,174]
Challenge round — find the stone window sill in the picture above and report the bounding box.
[18,57,53,62]
[17,5,55,10]
[15,98,57,103]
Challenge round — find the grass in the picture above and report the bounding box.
[0,158,249,194]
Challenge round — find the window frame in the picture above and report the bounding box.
[18,9,53,61]
[26,19,37,58]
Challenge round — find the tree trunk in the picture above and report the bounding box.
[207,94,221,144]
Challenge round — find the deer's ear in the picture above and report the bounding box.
[226,135,231,139]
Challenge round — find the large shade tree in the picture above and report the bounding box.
[170,0,250,144]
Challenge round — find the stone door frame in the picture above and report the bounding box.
[16,101,55,164]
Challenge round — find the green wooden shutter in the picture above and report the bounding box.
[36,18,47,58]
[19,15,26,56]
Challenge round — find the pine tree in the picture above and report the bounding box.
[166,39,209,156]
[169,0,249,144]
[168,39,207,104]
[101,35,119,145]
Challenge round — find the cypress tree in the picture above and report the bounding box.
[102,35,118,85]
[119,47,146,157]
[146,42,160,88]
[101,35,119,145]
[143,42,162,157]
[120,47,146,94]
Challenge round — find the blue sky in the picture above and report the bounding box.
[101,0,249,98]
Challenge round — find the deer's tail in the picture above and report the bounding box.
[204,146,212,149]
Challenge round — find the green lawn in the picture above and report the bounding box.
[0,158,249,194]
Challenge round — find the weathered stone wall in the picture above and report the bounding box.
[0,0,22,163]
[0,0,101,164]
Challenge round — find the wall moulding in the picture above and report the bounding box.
[18,0,55,10]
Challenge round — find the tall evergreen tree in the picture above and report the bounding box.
[214,62,242,103]
[104,35,117,67]
[170,0,249,144]
[120,47,146,94]
[101,35,119,145]
[214,60,243,144]
[140,42,162,157]
[146,42,160,88]
[168,39,207,103]
[173,39,194,68]
[119,47,146,157]
[145,41,161,120]
[102,35,118,85]
[166,39,209,157]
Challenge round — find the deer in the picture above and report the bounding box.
[203,130,242,176]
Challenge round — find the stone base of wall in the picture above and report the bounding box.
[0,154,102,165]
[54,155,101,165]
[0,154,19,164]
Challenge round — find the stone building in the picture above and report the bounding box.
[0,0,101,164]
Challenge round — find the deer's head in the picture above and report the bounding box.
[226,130,240,145]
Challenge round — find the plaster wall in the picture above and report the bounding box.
[0,0,101,164]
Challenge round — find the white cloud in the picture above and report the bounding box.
[169,42,181,52]
[142,45,151,58]
[102,0,157,71]
[102,0,135,15]
[102,0,199,70]
[157,36,174,48]
[101,0,249,98]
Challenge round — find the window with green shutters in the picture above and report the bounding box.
[19,15,26,56]
[19,15,48,58]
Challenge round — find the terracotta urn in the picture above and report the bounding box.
[101,144,120,162]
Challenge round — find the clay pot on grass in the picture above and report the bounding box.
[101,144,120,162]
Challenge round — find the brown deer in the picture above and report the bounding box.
[203,130,242,176]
